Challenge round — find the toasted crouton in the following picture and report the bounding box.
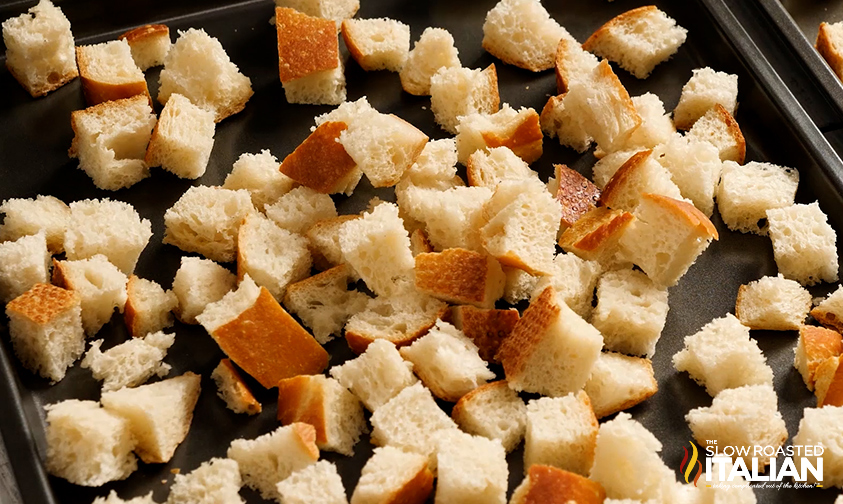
[735,274,812,331]
[686,104,746,163]
[794,325,843,391]
[144,93,215,180]
[414,248,506,308]
[812,286,843,333]
[118,24,170,71]
[265,186,338,235]
[76,39,149,106]
[814,355,843,407]
[279,121,360,194]
[276,7,339,82]
[456,104,543,165]
[502,266,539,305]
[282,58,347,105]
[673,67,738,130]
[399,27,460,96]
[583,352,658,419]
[430,65,500,134]
[510,465,606,504]
[817,21,843,81]
[450,305,520,362]
[212,358,261,415]
[549,164,601,230]
[767,202,839,286]
[717,161,799,235]
[524,392,598,476]
[351,446,434,504]
[451,380,526,452]
[599,149,684,213]
[342,18,410,71]
[124,275,177,338]
[558,207,634,269]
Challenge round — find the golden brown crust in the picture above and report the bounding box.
[817,22,843,81]
[277,375,328,445]
[410,229,434,256]
[800,325,843,389]
[414,249,504,308]
[50,258,73,291]
[73,95,151,158]
[519,465,606,504]
[483,64,501,111]
[279,121,357,194]
[6,283,79,325]
[216,358,262,414]
[555,39,568,94]
[642,193,719,240]
[385,463,434,504]
[76,46,151,107]
[815,355,843,407]
[599,149,652,209]
[118,24,169,43]
[711,103,746,164]
[582,5,658,53]
[275,7,339,83]
[123,275,143,338]
[496,286,559,378]
[554,164,601,229]
[813,304,843,334]
[558,207,635,264]
[290,422,321,460]
[450,306,520,362]
[480,110,543,165]
[7,60,78,98]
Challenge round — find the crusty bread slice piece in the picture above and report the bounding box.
[279,122,359,195]
[145,93,215,179]
[93,490,156,504]
[159,28,253,122]
[605,93,675,154]
[498,286,603,397]
[275,0,359,24]
[430,64,500,134]
[794,325,843,391]
[81,331,173,392]
[0,232,49,303]
[2,0,77,97]
[118,24,170,71]
[792,405,843,488]
[583,352,657,419]
[76,39,149,106]
[591,150,640,189]
[414,248,505,308]
[52,255,128,336]
[0,195,69,253]
[282,57,347,106]
[673,67,738,130]
[198,276,329,388]
[342,18,410,72]
[351,446,433,504]
[398,185,492,252]
[276,460,348,504]
[236,213,311,300]
[306,215,360,271]
[548,164,601,231]
[652,134,722,217]
[524,392,598,476]
[172,256,236,324]
[124,275,177,338]
[44,400,136,487]
[399,27,460,96]
[399,137,462,189]
[555,38,599,94]
[540,93,593,153]
[410,229,434,256]
[501,266,538,305]
[451,380,526,453]
[276,7,339,82]
[558,207,634,269]
[456,105,543,165]
[224,150,297,211]
[466,146,534,189]
[582,6,687,79]
[434,430,508,504]
[510,465,606,504]
[450,305,520,362]
[599,149,684,213]
[812,285,843,333]
[531,252,603,319]
[482,0,575,72]
[735,274,811,330]
[814,355,843,407]
[330,338,418,411]
[717,160,799,235]
[817,21,843,81]
[166,458,244,504]
[265,186,338,235]
[767,202,839,286]
[686,104,746,163]
[211,358,261,415]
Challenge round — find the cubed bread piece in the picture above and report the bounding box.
[351,446,433,504]
[76,39,148,106]
[398,185,492,252]
[81,331,174,392]
[276,461,348,504]
[735,274,811,330]
[0,195,69,253]
[531,253,603,319]
[236,213,311,300]
[228,423,319,501]
[0,232,49,303]
[673,67,739,130]
[501,266,538,305]
[451,380,526,453]
[498,286,603,397]
[172,256,236,324]
[548,164,601,230]
[124,275,177,337]
[342,18,410,72]
[163,186,255,263]
[275,0,359,24]
[653,134,722,216]
[599,149,684,213]
[510,465,606,504]
[410,229,434,256]
[399,137,462,189]
[2,0,77,97]
[524,392,598,476]
[159,28,253,122]
[540,93,593,153]
[306,215,361,271]
[145,93,215,179]
[5,283,83,382]
[466,146,534,189]
[211,358,261,415]
[610,93,675,154]
[414,248,505,308]
[330,339,417,411]
[583,352,658,419]
[224,150,297,211]
[345,291,448,354]
[591,150,640,189]
[197,276,329,388]
[812,285,843,333]
[167,458,244,504]
[792,406,843,488]
[673,313,773,396]
[68,95,157,190]
[591,268,669,358]
[399,27,460,96]
[482,0,574,72]
[717,160,799,235]
[65,198,152,274]
[93,490,156,504]
[767,202,839,286]
[434,430,508,504]
[456,105,543,166]
[814,355,843,406]
[583,6,687,79]
[279,122,360,195]
[555,38,599,94]
[52,255,128,336]
[44,400,136,486]
[558,207,634,269]
[686,104,746,163]
[693,459,756,499]
[101,372,201,464]
[265,186,338,235]
[430,65,500,134]
[282,57,347,106]
[619,194,718,287]
[450,305,520,362]
[399,320,495,402]
[817,21,843,81]
[276,7,339,82]
[118,24,170,71]
[794,325,843,391]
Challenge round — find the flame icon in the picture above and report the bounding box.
[680,441,703,487]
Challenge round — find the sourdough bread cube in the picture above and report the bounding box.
[76,39,148,106]
[167,458,244,504]
[172,256,237,324]
[686,104,746,163]
[457,105,543,166]
[582,6,687,79]
[482,0,574,72]
[44,400,136,486]
[283,57,347,106]
[237,213,311,300]
[793,406,843,488]
[653,134,722,217]
[583,352,658,419]
[451,380,526,452]
[275,0,360,24]
[673,67,739,130]
[351,446,434,504]
[0,195,69,253]
[540,93,593,153]
[501,267,538,305]
[159,28,253,122]
[307,215,360,271]
[399,27,461,96]
[228,423,319,501]
[398,185,492,252]
[81,331,174,392]
[145,93,215,179]
[266,186,338,235]
[591,150,640,189]
[531,253,603,319]
[524,392,598,476]
[558,207,635,269]
[555,38,599,94]
[817,21,843,82]
[69,95,157,191]
[717,160,799,235]
[399,320,495,402]
[549,164,602,230]
[400,138,461,189]
[6,283,83,382]
[510,465,606,504]
[0,232,49,303]
[614,93,675,153]
[794,325,843,391]
[430,65,500,134]
[163,186,255,263]
[735,274,811,330]
[498,286,604,397]
[466,146,534,189]
[118,24,170,71]
[767,202,839,286]
[434,430,508,504]
[279,122,360,195]
[277,461,348,504]
[331,339,418,411]
[414,248,505,308]
[212,358,262,415]
[101,372,201,464]
[52,255,128,336]
[812,285,843,333]
[224,150,297,211]
[342,18,410,72]
[93,490,156,504]
[599,149,684,213]
[591,268,669,358]
[276,7,339,82]
[124,275,177,337]
[64,198,152,274]
[673,314,773,396]
[450,305,520,362]
[2,0,77,97]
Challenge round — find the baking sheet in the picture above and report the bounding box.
[1,0,843,502]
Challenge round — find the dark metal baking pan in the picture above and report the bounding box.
[1,0,843,503]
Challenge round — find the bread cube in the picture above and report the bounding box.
[159,28,253,122]
[510,465,606,504]
[279,122,360,195]
[466,146,534,189]
[456,105,543,165]
[653,135,722,216]
[767,202,839,286]
[583,6,687,79]
[559,207,634,269]
[812,285,843,333]
[283,58,347,105]
[92,490,155,504]
[817,21,843,81]
[430,65,500,134]
[524,392,598,476]
[342,18,410,72]
[717,160,799,235]
[555,38,599,94]
[276,461,348,504]
[501,266,538,305]
[399,185,492,252]
[410,229,434,256]
[76,39,148,106]
[792,406,843,488]
[531,253,603,319]
[276,0,358,21]
[686,103,746,163]
[614,93,676,153]
[482,0,574,72]
[265,186,338,236]
[548,164,601,230]
[276,7,339,82]
[69,95,157,191]
[451,381,526,452]
[228,423,319,500]
[794,325,843,391]
[306,215,361,271]
[400,27,460,96]
[498,287,603,396]
[172,256,236,324]
[198,276,329,388]
[2,0,77,97]
[399,137,461,189]
[44,400,136,486]
[540,93,593,153]
[414,248,505,309]
[64,198,152,274]
[673,67,738,130]
[81,331,173,392]
[450,305,520,362]
[224,150,297,211]
[591,150,639,189]
[0,232,49,303]
[351,446,433,504]
[330,339,417,411]
[101,372,200,463]
[124,275,177,338]
[167,458,244,504]
[599,149,684,213]
[52,255,128,336]
[583,352,658,419]
[118,24,170,71]
[673,314,773,396]
[434,430,508,504]
[236,214,311,301]
[0,195,69,253]
[735,274,811,330]
[145,93,215,179]
[814,355,843,406]
[211,358,261,415]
